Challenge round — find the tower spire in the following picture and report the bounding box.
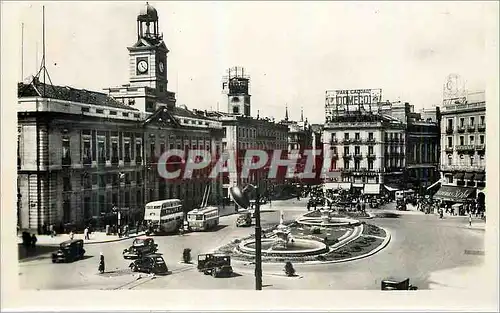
[300,107,304,122]
[285,104,289,121]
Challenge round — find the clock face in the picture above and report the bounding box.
[137,60,148,73]
[158,61,165,73]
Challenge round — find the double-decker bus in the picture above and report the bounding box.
[144,199,183,235]
[187,206,219,231]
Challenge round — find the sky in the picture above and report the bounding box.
[9,1,494,123]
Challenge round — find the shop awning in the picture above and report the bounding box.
[384,185,399,192]
[324,182,340,190]
[426,180,441,191]
[339,182,352,190]
[454,172,465,179]
[364,184,381,195]
[464,173,475,180]
[433,185,476,202]
[475,173,485,181]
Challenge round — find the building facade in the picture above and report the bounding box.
[435,91,486,208]
[17,3,224,231]
[378,101,441,192]
[280,107,314,182]
[322,113,406,195]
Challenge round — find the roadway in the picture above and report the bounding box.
[18,198,485,290]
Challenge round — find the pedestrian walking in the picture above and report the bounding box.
[84,227,89,240]
[30,234,37,248]
[69,231,74,240]
[49,224,55,238]
[468,213,472,227]
[98,252,105,274]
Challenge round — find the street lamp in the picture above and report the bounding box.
[229,184,262,291]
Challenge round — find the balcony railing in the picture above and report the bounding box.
[446,127,454,134]
[457,126,466,133]
[353,153,363,159]
[366,138,376,144]
[352,138,363,144]
[366,153,376,159]
[445,146,454,153]
[456,145,475,152]
[330,139,338,145]
[475,144,485,151]
[478,124,486,132]
[342,139,352,145]
[342,154,352,160]
[467,125,476,132]
[62,156,72,166]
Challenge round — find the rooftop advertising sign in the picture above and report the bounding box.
[325,89,382,118]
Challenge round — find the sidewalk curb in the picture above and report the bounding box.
[22,232,146,247]
[84,232,146,245]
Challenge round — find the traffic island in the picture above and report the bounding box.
[214,221,390,264]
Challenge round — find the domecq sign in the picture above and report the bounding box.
[325,89,382,117]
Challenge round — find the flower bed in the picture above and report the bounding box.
[362,224,387,238]
[289,225,349,246]
[327,236,384,260]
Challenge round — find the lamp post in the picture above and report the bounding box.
[229,184,262,290]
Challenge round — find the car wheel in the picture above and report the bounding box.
[130,264,137,272]
[212,270,217,278]
[52,259,56,263]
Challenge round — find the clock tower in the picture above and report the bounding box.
[128,3,170,98]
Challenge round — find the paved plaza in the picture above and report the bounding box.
[18,198,485,290]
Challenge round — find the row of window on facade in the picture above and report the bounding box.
[61,132,217,164]
[445,154,486,167]
[330,146,403,156]
[444,175,486,188]
[446,134,485,147]
[234,126,287,140]
[81,106,141,118]
[330,132,404,143]
[446,115,486,130]
[329,158,403,171]
[182,118,211,126]
[407,144,439,164]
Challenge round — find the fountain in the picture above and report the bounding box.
[270,211,292,250]
[237,210,329,258]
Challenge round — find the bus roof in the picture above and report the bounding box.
[146,199,182,207]
[188,206,219,214]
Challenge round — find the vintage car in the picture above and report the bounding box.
[129,254,169,275]
[52,239,85,263]
[381,278,418,290]
[236,211,252,227]
[197,253,233,278]
[122,237,158,259]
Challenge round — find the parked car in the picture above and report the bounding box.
[129,254,169,275]
[122,237,158,259]
[236,211,252,227]
[381,278,418,290]
[52,239,85,263]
